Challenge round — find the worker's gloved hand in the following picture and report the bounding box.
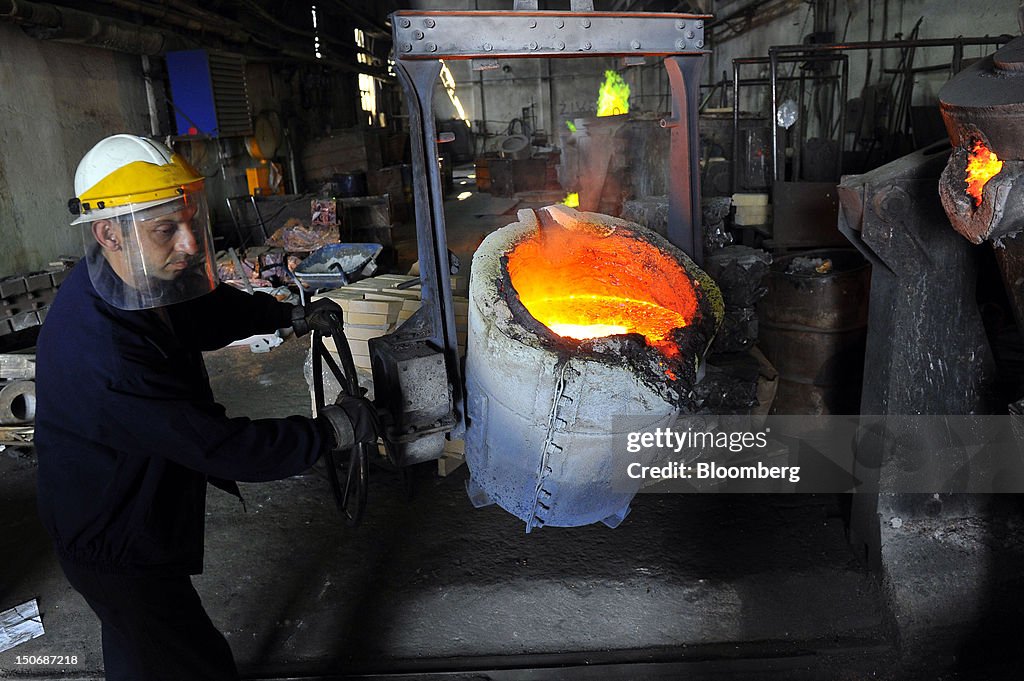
[319,394,378,450]
[291,299,343,337]
[334,393,379,445]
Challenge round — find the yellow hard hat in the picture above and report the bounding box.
[69,134,203,224]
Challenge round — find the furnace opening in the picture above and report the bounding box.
[506,223,699,360]
[500,206,717,392]
[965,139,1003,208]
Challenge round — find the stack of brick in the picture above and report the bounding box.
[731,192,770,227]
[1,267,71,338]
[311,274,469,370]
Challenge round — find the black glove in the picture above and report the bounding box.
[319,394,379,450]
[335,393,379,445]
[291,298,343,337]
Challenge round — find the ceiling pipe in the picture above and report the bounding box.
[0,0,190,54]
[0,0,390,77]
[92,0,251,44]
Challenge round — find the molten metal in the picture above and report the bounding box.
[506,220,699,357]
[965,140,1003,207]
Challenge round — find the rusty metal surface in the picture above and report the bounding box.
[770,181,846,248]
[759,250,869,330]
[940,37,1024,159]
[836,145,995,417]
[392,10,708,60]
[758,249,869,414]
[939,147,1024,244]
[392,58,466,438]
[938,38,1024,243]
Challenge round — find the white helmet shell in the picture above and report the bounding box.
[74,134,175,197]
[70,134,202,225]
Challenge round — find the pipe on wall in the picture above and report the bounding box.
[0,0,189,54]
[93,0,250,44]
[140,54,160,136]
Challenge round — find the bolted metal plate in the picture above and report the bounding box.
[392,11,707,59]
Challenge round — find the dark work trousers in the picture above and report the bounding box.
[59,559,239,681]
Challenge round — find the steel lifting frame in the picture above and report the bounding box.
[379,2,708,444]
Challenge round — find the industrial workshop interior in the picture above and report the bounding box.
[3,0,1024,679]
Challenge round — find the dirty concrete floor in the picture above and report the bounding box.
[1,175,898,680]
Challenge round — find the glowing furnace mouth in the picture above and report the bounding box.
[965,139,1003,208]
[504,205,705,361]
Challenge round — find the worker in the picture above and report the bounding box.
[34,134,374,681]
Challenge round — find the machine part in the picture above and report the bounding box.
[392,10,706,59]
[370,322,455,465]
[731,53,847,188]
[563,115,629,214]
[392,58,466,437]
[498,134,531,160]
[390,11,707,441]
[837,142,997,569]
[938,37,1024,244]
[838,142,994,416]
[939,37,1024,159]
[310,324,376,526]
[0,380,36,425]
[464,207,721,531]
[992,232,1024,338]
[664,55,705,264]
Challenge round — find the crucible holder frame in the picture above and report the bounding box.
[374,3,708,451]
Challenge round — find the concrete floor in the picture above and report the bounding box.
[4,173,1020,680]
[0,351,890,678]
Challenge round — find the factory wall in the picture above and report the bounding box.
[0,23,150,276]
[415,0,1017,156]
[710,0,1016,126]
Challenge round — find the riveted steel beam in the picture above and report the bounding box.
[393,11,708,60]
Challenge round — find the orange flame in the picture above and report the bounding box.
[965,140,1003,207]
[506,219,698,357]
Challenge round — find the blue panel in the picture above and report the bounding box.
[165,50,218,137]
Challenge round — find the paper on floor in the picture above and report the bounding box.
[0,599,44,653]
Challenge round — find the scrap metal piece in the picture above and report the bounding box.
[0,380,36,425]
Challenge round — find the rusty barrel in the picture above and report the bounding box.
[758,248,870,415]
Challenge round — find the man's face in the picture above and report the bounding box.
[135,203,200,281]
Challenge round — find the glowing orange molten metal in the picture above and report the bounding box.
[965,140,1003,207]
[506,220,699,358]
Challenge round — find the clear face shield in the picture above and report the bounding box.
[81,187,219,310]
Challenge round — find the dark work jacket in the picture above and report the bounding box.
[35,262,329,576]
